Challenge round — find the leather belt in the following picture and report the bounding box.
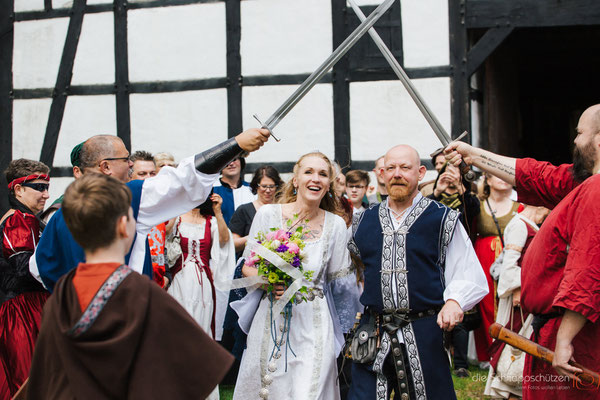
[379,308,440,400]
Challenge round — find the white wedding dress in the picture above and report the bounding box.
[233,204,360,400]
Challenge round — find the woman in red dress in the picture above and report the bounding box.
[473,173,522,363]
[0,159,51,399]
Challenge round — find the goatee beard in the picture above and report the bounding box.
[571,144,595,182]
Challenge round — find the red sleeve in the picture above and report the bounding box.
[2,210,39,259]
[553,178,600,323]
[515,158,578,209]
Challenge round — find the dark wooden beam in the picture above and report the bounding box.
[331,0,351,170]
[449,0,471,140]
[225,0,242,139]
[465,0,600,29]
[15,0,223,22]
[0,0,13,214]
[114,0,131,150]
[39,0,87,168]
[466,26,513,77]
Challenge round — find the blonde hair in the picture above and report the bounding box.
[278,152,343,217]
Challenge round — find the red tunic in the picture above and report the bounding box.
[516,158,600,399]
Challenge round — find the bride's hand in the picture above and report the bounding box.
[273,283,286,300]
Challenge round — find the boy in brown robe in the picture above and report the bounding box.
[27,173,233,399]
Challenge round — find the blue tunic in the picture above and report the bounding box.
[34,180,153,292]
[348,197,459,400]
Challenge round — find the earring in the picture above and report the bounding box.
[293,187,297,195]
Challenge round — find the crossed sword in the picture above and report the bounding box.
[253,0,475,181]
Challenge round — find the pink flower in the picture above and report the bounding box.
[274,229,288,241]
[245,257,256,267]
[266,231,276,240]
[287,242,300,254]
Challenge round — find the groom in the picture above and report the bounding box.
[348,144,487,400]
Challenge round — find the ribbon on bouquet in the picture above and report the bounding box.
[229,241,307,317]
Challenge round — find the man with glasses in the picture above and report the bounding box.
[31,129,270,291]
[213,156,256,225]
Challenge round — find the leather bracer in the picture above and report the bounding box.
[194,137,243,174]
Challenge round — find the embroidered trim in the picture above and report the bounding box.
[401,323,427,400]
[308,299,323,399]
[348,210,366,258]
[326,263,355,281]
[374,332,390,400]
[314,212,334,284]
[439,209,459,267]
[69,264,132,338]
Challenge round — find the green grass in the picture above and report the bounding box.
[219,366,488,399]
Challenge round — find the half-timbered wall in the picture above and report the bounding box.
[3,0,456,211]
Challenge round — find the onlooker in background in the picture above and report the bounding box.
[473,173,522,366]
[367,156,388,205]
[213,156,255,225]
[40,142,84,222]
[345,169,370,214]
[484,205,549,399]
[221,166,283,385]
[129,150,170,289]
[154,152,176,171]
[27,173,233,399]
[428,161,480,377]
[419,149,446,196]
[130,150,157,180]
[333,162,353,226]
[0,159,50,399]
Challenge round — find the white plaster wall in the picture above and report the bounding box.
[47,177,74,207]
[242,83,335,164]
[128,4,226,82]
[13,18,69,89]
[349,78,451,160]
[401,0,449,67]
[15,0,44,12]
[54,95,117,166]
[241,0,332,76]
[12,99,52,161]
[53,0,110,8]
[130,89,228,162]
[71,12,115,85]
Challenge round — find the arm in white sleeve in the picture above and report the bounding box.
[497,217,528,298]
[443,223,489,311]
[136,156,219,233]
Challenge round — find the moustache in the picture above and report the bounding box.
[389,178,408,186]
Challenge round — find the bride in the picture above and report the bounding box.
[233,152,361,400]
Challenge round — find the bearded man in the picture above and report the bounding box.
[348,145,488,400]
[446,104,600,399]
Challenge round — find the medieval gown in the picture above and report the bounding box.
[232,204,360,400]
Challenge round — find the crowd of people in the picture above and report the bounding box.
[0,104,599,400]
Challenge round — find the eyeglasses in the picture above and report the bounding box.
[347,185,366,190]
[21,182,49,193]
[257,184,277,191]
[101,156,130,163]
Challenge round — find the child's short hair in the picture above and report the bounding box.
[62,173,132,252]
[345,169,370,186]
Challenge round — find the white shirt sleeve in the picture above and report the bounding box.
[135,156,219,233]
[443,223,489,311]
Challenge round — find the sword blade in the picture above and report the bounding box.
[348,0,450,146]
[261,0,396,132]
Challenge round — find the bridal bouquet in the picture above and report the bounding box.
[244,216,314,303]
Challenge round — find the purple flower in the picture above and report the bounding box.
[276,244,289,253]
[292,257,301,268]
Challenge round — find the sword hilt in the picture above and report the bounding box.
[253,114,280,142]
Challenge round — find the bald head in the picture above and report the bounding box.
[384,145,421,166]
[80,135,124,170]
[584,104,600,132]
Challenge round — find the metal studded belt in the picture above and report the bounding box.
[380,308,441,400]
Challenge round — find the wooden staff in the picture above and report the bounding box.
[490,322,600,386]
